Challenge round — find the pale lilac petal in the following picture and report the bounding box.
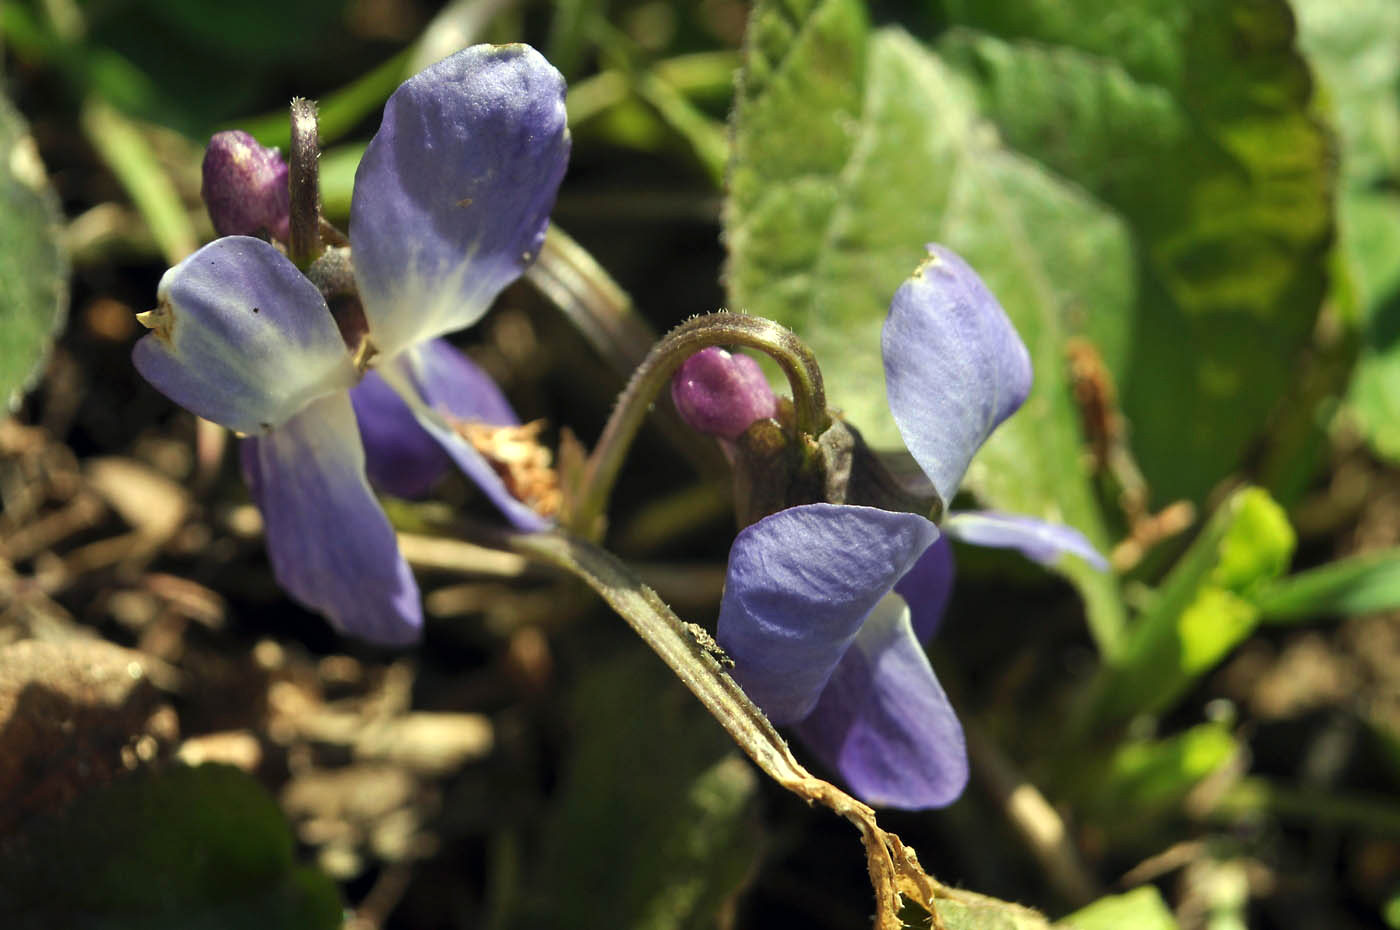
[241,392,421,645]
[375,361,552,532]
[351,44,570,356]
[717,505,939,724]
[796,594,968,809]
[408,338,519,426]
[893,536,956,643]
[352,339,518,498]
[882,245,1032,503]
[133,237,356,435]
[943,510,1108,569]
[350,372,448,499]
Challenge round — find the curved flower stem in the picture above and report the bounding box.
[565,311,831,538]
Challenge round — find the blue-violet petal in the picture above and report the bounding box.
[350,44,570,357]
[716,504,939,724]
[134,236,355,435]
[882,245,1031,503]
[943,511,1109,569]
[796,593,968,809]
[376,360,552,532]
[352,339,519,498]
[892,535,956,644]
[242,392,422,645]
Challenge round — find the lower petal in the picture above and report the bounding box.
[717,505,939,724]
[943,511,1108,569]
[893,536,956,644]
[352,339,519,499]
[242,392,422,644]
[795,594,968,809]
[351,371,451,498]
[375,360,552,532]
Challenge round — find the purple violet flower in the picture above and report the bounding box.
[132,45,570,645]
[716,245,1107,809]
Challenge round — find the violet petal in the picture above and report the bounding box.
[716,504,939,724]
[795,593,968,809]
[943,511,1109,569]
[375,361,552,532]
[350,44,570,357]
[882,245,1032,503]
[133,237,355,435]
[408,337,519,426]
[350,371,448,499]
[241,393,422,645]
[352,339,519,498]
[892,536,956,644]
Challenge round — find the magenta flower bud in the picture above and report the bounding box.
[670,347,778,440]
[201,131,291,240]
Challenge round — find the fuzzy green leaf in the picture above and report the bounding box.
[937,1,1333,503]
[0,94,68,411]
[1295,0,1400,465]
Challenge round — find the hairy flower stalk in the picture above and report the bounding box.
[287,97,322,268]
[133,45,571,644]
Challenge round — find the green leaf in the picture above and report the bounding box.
[517,648,759,930]
[725,0,1125,653]
[1256,546,1400,622]
[0,93,68,411]
[1295,0,1400,464]
[1084,487,1294,727]
[1059,886,1179,930]
[0,764,342,929]
[1070,723,1239,834]
[937,2,1333,504]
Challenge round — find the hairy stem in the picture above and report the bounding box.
[288,97,322,268]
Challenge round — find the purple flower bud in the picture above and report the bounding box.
[201,130,291,240]
[670,347,778,440]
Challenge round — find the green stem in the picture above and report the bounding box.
[565,312,831,538]
[79,99,198,265]
[566,51,739,127]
